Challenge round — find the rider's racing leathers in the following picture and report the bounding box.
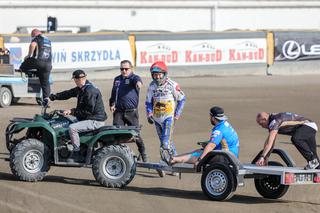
[145,78,186,155]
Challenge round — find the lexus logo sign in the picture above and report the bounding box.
[282,40,320,60]
[282,40,300,59]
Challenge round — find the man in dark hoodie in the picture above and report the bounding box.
[49,70,107,162]
[20,29,52,106]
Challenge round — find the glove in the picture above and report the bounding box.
[147,116,154,124]
[49,94,57,101]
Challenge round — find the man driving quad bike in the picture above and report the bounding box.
[49,69,107,162]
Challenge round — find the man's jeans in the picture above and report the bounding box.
[69,120,105,151]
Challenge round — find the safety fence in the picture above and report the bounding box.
[1,30,320,76]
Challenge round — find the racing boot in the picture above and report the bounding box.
[160,147,173,166]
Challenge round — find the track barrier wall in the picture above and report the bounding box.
[1,30,319,80]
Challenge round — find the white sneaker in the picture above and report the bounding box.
[169,172,179,177]
[304,159,320,170]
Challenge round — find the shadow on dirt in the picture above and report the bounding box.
[123,186,294,204]
[1,171,319,205]
[0,152,9,161]
[0,171,100,187]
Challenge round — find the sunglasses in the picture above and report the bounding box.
[120,68,130,71]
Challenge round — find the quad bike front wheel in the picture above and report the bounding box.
[92,144,136,188]
[10,138,50,181]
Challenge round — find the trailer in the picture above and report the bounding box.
[137,148,320,201]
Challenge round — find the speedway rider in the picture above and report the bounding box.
[145,61,186,163]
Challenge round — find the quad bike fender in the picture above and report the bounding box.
[85,129,139,164]
[6,121,57,145]
[89,129,139,147]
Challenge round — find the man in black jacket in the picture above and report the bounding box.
[49,70,107,162]
[20,29,52,106]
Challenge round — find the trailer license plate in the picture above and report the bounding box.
[294,174,313,184]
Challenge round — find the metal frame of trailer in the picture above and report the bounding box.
[137,148,320,201]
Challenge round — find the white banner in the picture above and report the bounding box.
[5,40,133,69]
[136,38,267,66]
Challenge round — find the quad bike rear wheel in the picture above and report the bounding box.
[92,144,136,188]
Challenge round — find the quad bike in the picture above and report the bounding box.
[5,106,139,188]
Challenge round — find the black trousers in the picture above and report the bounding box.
[113,109,146,155]
[291,125,319,162]
[20,58,52,99]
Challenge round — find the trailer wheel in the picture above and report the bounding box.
[0,87,12,108]
[254,161,289,199]
[201,163,235,201]
[92,144,136,188]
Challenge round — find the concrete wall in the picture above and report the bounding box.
[1,1,320,33]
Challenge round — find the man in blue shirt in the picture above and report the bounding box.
[170,106,239,165]
[109,60,148,162]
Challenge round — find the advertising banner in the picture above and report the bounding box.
[135,38,267,67]
[274,32,320,61]
[5,40,133,69]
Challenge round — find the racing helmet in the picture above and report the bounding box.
[150,61,168,85]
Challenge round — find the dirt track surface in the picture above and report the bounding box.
[1,75,320,213]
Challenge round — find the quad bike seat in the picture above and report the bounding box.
[79,125,141,136]
[15,68,38,78]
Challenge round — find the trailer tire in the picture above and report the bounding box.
[254,161,289,199]
[201,163,235,201]
[92,144,136,188]
[0,87,12,108]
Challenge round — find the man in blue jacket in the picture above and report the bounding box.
[109,60,148,162]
